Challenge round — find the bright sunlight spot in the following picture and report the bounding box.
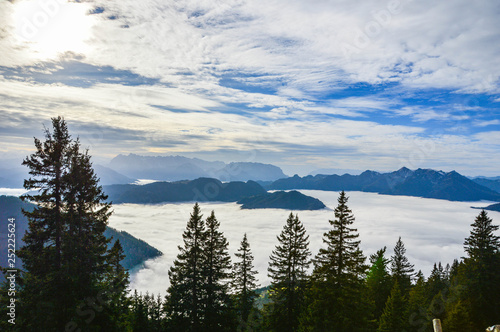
[12,0,95,60]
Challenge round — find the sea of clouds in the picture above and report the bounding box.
[107,190,500,296]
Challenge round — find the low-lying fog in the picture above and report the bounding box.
[107,190,500,296]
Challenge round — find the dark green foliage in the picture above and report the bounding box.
[390,237,414,296]
[165,205,236,331]
[407,271,430,332]
[129,291,164,331]
[442,299,474,332]
[17,118,74,330]
[266,213,311,332]
[203,211,235,331]
[366,247,392,327]
[238,191,326,210]
[130,291,151,331]
[426,262,449,322]
[460,210,500,329]
[165,203,206,331]
[102,240,131,331]
[377,281,407,332]
[62,147,112,327]
[0,195,161,277]
[13,117,127,331]
[232,233,260,327]
[301,191,369,331]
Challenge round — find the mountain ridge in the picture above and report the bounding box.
[108,154,287,182]
[269,167,500,202]
[104,177,267,204]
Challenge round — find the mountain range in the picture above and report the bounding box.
[2,153,500,204]
[268,167,500,202]
[104,178,267,204]
[108,154,287,182]
[0,154,288,187]
[470,177,500,194]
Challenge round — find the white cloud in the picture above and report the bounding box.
[29,0,491,94]
[473,119,500,127]
[1,0,500,176]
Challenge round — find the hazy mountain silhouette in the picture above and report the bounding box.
[269,167,500,202]
[107,154,287,182]
[471,177,500,194]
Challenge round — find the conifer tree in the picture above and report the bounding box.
[203,211,235,331]
[232,233,259,326]
[63,144,113,326]
[426,262,447,304]
[366,247,392,326]
[131,291,150,331]
[301,191,368,331]
[17,117,116,330]
[461,210,500,329]
[18,117,74,330]
[377,281,407,332]
[407,271,430,332]
[390,236,414,296]
[442,299,474,332]
[150,294,164,331]
[267,213,311,332]
[164,203,206,331]
[103,239,130,330]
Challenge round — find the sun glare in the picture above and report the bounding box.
[12,0,95,60]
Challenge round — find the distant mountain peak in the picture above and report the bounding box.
[270,167,500,202]
[107,154,287,182]
[395,166,412,174]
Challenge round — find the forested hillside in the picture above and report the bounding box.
[0,195,161,272]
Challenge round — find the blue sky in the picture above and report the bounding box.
[1,0,499,176]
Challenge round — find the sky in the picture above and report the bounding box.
[1,0,500,176]
[107,190,499,296]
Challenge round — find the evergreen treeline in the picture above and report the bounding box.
[121,192,500,332]
[1,117,499,331]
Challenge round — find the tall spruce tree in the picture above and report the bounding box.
[461,210,500,329]
[17,117,115,330]
[366,247,392,327]
[164,203,206,331]
[203,211,235,331]
[102,239,130,331]
[377,281,407,332]
[301,191,368,331]
[63,144,113,328]
[427,263,447,304]
[267,213,311,332]
[390,236,415,296]
[18,117,74,330]
[232,233,259,326]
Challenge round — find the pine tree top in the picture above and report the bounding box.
[464,210,500,260]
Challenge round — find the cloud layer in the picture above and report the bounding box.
[107,190,498,296]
